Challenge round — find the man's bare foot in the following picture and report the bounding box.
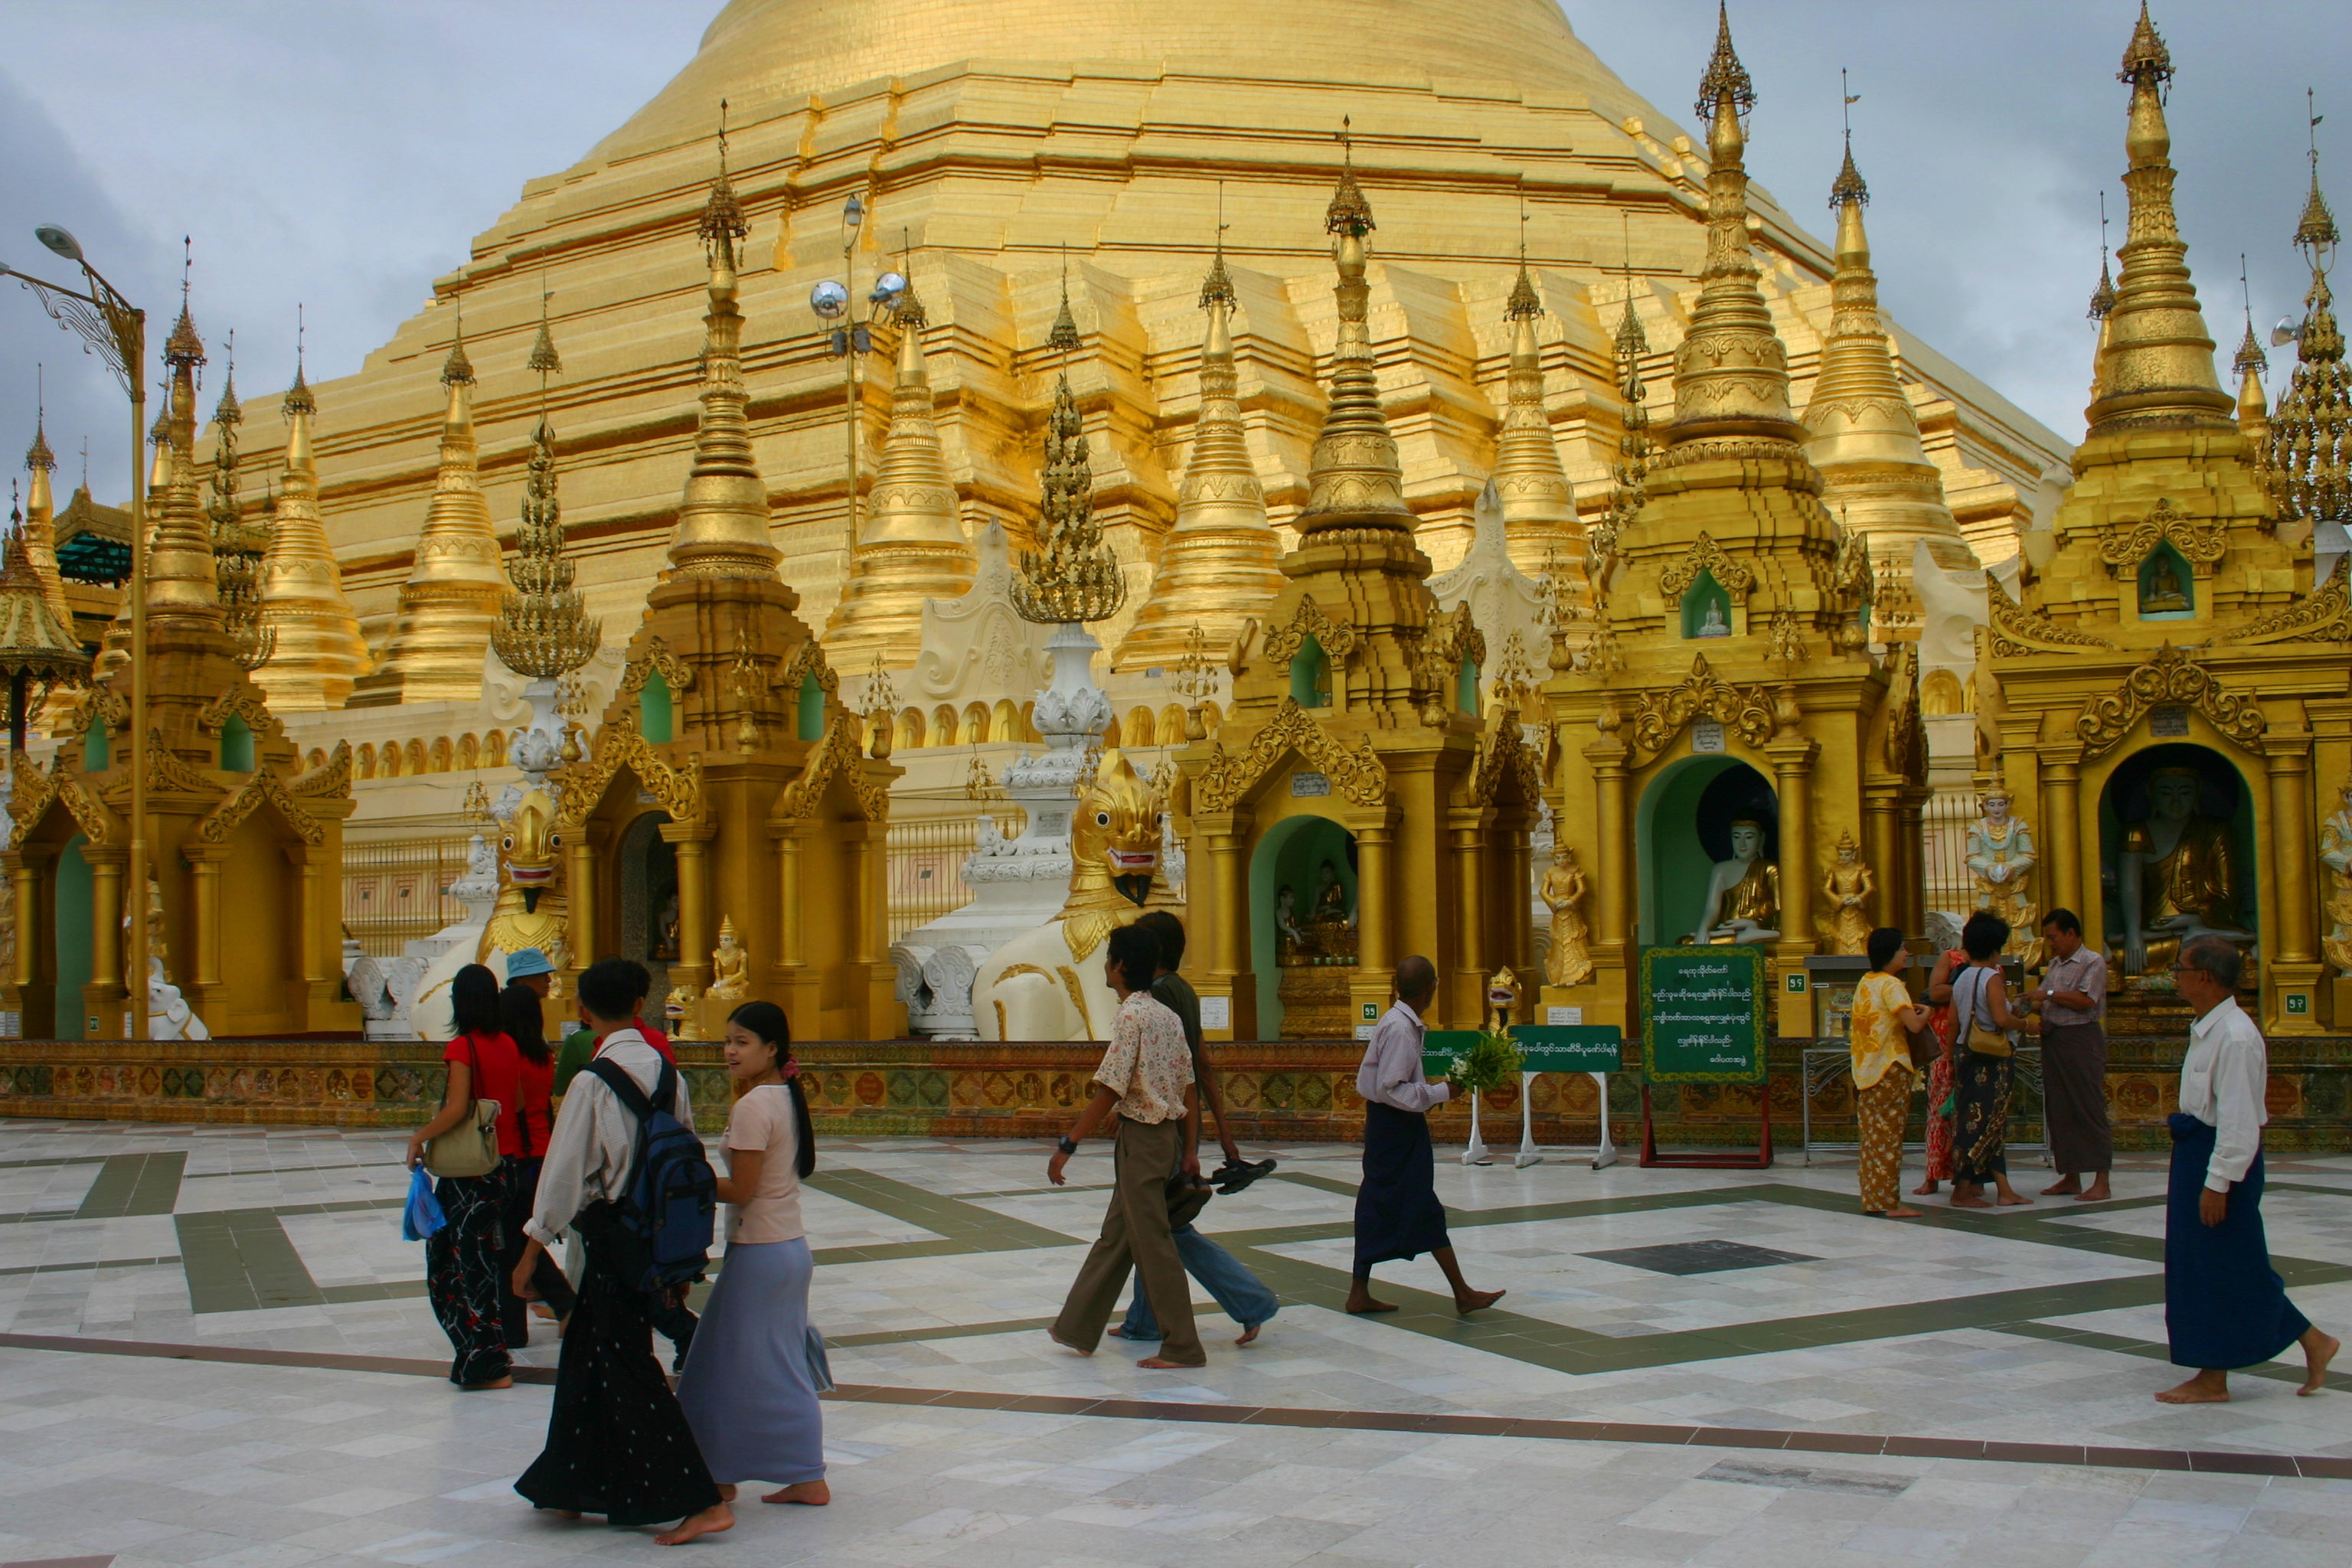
[1047,1329,1092,1357]
[1344,1290,1398,1314]
[461,1375,513,1391]
[1882,1205,1924,1219]
[2077,1179,2112,1202]
[715,1485,737,1501]
[762,1480,830,1505]
[1137,1354,1199,1369]
[1455,1289,1505,1315]
[2156,1370,2231,1404]
[654,1502,733,1545]
[1996,1189,2033,1207]
[1913,1179,1941,1196]
[2042,1176,2080,1196]
[2300,1330,2340,1395]
[1235,1323,1261,1346]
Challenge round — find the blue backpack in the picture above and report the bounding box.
[583,1056,717,1292]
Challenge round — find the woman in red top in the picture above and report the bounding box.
[406,965,523,1389]
[1913,944,1971,1196]
[497,976,577,1340]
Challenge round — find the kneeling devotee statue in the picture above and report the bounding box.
[2116,766,2252,978]
[1690,818,1780,946]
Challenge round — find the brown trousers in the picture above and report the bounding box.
[1051,1116,1204,1367]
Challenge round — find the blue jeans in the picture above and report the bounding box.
[1119,1224,1279,1338]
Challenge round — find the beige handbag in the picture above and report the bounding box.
[424,1035,504,1178]
[1959,967,2013,1059]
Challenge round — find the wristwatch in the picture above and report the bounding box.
[1057,1136,1080,1155]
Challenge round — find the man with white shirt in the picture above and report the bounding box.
[2156,936,2338,1404]
[510,959,730,1544]
[1345,956,1505,1318]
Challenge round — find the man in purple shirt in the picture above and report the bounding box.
[1346,955,1505,1317]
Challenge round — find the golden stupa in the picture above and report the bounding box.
[200,0,2065,682]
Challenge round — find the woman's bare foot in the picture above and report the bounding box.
[2077,1178,2112,1202]
[1344,1284,1398,1314]
[1949,1191,1991,1208]
[762,1480,829,1506]
[1455,1289,1505,1315]
[654,1501,733,1545]
[715,1485,737,1502]
[1137,1354,1199,1369]
[1882,1204,1924,1219]
[460,1375,513,1391]
[2155,1370,2231,1404]
[2041,1175,2080,1196]
[1913,1178,1941,1196]
[1047,1329,1092,1357]
[530,1302,557,1321]
[2300,1329,2340,1395]
[1235,1323,1261,1346]
[1995,1187,2033,1207]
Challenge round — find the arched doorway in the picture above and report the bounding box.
[1247,813,1358,1038]
[1636,757,1777,947]
[616,811,677,1002]
[2097,743,2256,981]
[51,834,92,1040]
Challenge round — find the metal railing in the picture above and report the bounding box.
[1922,787,1978,919]
[343,838,474,958]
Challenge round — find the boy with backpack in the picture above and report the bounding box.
[511,958,730,1545]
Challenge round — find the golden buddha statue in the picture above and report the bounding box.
[1540,847,1593,986]
[1819,830,1875,956]
[2115,766,2251,978]
[707,915,750,1001]
[2322,777,2352,976]
[1691,818,1780,946]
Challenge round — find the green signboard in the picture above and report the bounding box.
[1638,945,1768,1084]
[1510,1024,1623,1073]
[1421,1030,1483,1079]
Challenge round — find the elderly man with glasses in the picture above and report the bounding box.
[2156,936,2338,1403]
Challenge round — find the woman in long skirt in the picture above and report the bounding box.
[1913,944,1967,1195]
[1949,913,2037,1209]
[678,1001,831,1507]
[1851,928,1929,1218]
[407,964,522,1389]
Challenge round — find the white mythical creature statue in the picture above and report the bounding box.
[971,750,1181,1040]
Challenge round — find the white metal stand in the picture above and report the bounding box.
[1498,1070,1619,1170]
[1513,1071,1540,1167]
[1462,1091,1491,1165]
[1590,1072,1619,1169]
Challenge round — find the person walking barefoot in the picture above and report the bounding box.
[1346,956,1504,1317]
[2155,937,2339,1404]
[1948,913,2037,1210]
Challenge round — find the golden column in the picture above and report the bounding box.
[1490,252,1580,579]
[1119,239,1284,667]
[824,280,977,665]
[1769,735,1817,966]
[353,311,511,703]
[1449,810,1486,1020]
[2267,736,2318,966]
[253,361,369,710]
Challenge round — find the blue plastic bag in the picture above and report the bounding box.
[402,1165,446,1241]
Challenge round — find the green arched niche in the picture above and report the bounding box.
[1635,755,1776,946]
[218,714,254,773]
[1457,657,1480,713]
[639,670,674,743]
[1289,635,1331,709]
[82,722,108,772]
[1681,570,1733,640]
[1246,812,1357,1040]
[2138,543,2194,619]
[53,834,92,1040]
[797,674,826,740]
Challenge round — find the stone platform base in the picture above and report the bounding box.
[4,1031,2350,1152]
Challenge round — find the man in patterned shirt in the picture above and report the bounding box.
[1046,923,1205,1368]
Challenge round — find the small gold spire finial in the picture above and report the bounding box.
[2235,256,2269,381]
[1695,2,1756,124]
[2298,90,2341,266]
[2088,194,2115,320]
[699,98,750,262]
[1506,201,1541,320]
[1325,117,1374,237]
[2267,98,2349,524]
[26,366,53,473]
[440,297,475,388]
[1049,247,1081,355]
[493,295,601,682]
[1200,182,1235,309]
[283,305,315,418]
[164,237,204,370]
[1830,74,1868,211]
[2118,0,2172,88]
[528,276,561,377]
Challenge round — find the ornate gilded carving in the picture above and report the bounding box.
[1192,698,1386,813]
[1628,653,1775,757]
[289,740,354,799]
[769,637,838,698]
[1880,642,1926,782]
[1985,573,2119,656]
[145,732,217,796]
[557,722,707,829]
[195,769,325,847]
[195,687,275,737]
[2229,554,2352,644]
[773,713,887,822]
[1461,720,1543,808]
[1657,531,1756,606]
[2096,496,2230,570]
[2074,644,2268,758]
[618,634,697,697]
[1261,596,1362,663]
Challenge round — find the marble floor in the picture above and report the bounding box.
[3,1118,2350,1566]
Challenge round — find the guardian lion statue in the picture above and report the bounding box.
[972,750,1181,1040]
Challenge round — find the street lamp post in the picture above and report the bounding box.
[4,227,149,1040]
[808,193,906,561]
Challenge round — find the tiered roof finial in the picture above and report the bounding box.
[163,237,204,371]
[284,305,315,417]
[1830,74,1868,211]
[1013,247,1122,625]
[207,332,273,671]
[1326,116,1374,238]
[25,367,52,475]
[440,298,475,388]
[1297,120,1410,531]
[2119,1,2172,88]
[494,287,601,680]
[2089,195,2116,319]
[1695,2,1755,125]
[1505,203,1541,320]
[2267,94,2350,527]
[1200,182,1235,310]
[699,97,750,266]
[2236,256,2269,382]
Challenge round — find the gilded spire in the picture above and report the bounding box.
[142,247,223,630]
[1662,5,1805,457]
[362,295,512,701]
[1298,121,1411,531]
[825,271,979,659]
[1012,275,1123,625]
[206,343,275,671]
[1802,134,1971,637]
[254,345,369,710]
[2083,3,2233,433]
[2268,115,2349,528]
[2235,260,2272,447]
[20,377,69,624]
[1490,233,1579,574]
[1120,214,1282,666]
[493,290,601,681]
[1591,241,1653,587]
[0,485,92,727]
[666,103,782,580]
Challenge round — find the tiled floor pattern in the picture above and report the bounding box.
[2,1119,2350,1564]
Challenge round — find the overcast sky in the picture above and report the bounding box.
[3,1,2345,509]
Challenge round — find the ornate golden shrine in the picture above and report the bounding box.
[5,301,358,1038]
[1175,151,1541,1040]
[1985,10,2347,1034]
[1537,15,1930,1038]
[553,138,901,1042]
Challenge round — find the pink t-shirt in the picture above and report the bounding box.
[723,1083,806,1245]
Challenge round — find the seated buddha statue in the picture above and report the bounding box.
[1305,858,1358,962]
[2115,766,2253,977]
[1690,817,1781,946]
